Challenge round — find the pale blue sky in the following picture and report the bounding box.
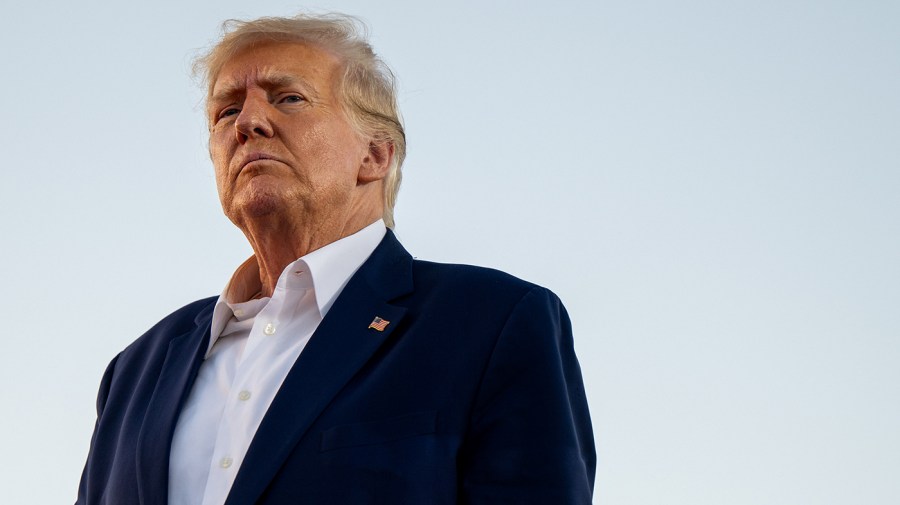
[1,0,898,503]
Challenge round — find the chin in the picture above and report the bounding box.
[230,184,291,220]
[241,197,285,218]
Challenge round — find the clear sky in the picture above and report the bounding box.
[1,0,898,503]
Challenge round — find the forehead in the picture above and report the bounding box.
[211,41,342,98]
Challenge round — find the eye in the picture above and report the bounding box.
[218,107,240,120]
[279,94,305,104]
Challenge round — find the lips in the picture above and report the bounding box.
[237,152,283,173]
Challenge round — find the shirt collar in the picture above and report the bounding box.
[208,220,387,352]
[300,220,387,317]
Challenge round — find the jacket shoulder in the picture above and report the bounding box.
[409,259,560,308]
[117,296,217,358]
[414,258,535,285]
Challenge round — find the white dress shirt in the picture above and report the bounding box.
[168,220,386,505]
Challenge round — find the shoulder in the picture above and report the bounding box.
[90,296,217,417]
[116,296,217,361]
[408,259,564,319]
[413,259,535,290]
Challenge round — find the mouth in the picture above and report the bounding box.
[238,152,283,173]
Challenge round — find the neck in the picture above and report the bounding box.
[236,208,381,298]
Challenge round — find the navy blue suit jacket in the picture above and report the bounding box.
[76,231,595,504]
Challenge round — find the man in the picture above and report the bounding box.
[76,13,595,505]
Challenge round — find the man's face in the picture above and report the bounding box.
[208,41,374,228]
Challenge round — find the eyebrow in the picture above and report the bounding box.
[210,71,320,103]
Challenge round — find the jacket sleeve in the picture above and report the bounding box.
[459,287,596,504]
[75,354,119,505]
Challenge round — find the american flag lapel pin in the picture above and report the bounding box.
[368,316,390,331]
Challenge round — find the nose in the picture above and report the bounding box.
[234,95,274,143]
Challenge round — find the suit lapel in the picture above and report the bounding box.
[224,231,413,505]
[136,303,214,505]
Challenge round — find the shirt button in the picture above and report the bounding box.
[264,323,276,335]
[220,457,233,469]
[238,390,252,401]
[234,309,245,317]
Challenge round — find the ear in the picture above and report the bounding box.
[358,140,394,183]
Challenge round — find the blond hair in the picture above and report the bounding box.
[194,13,406,228]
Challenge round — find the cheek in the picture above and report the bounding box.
[213,166,228,196]
[208,137,232,194]
[307,123,367,172]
